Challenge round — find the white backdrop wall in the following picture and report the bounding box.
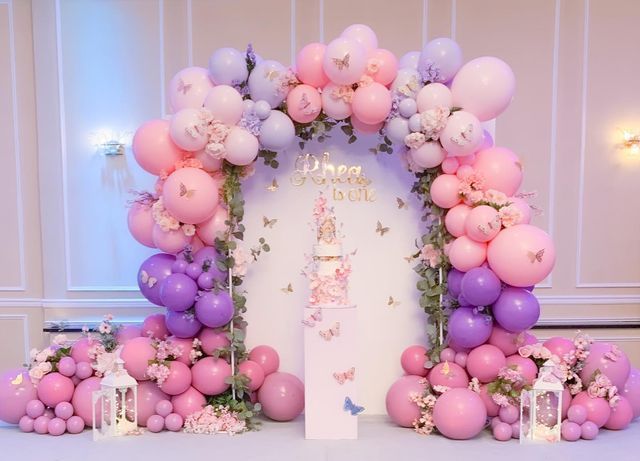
[0,0,639,414]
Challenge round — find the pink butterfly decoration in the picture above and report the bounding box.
[299,93,320,116]
[333,367,355,385]
[319,322,340,341]
[302,309,322,327]
[177,78,192,95]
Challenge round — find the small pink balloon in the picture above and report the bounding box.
[198,328,231,355]
[121,337,156,381]
[466,345,506,383]
[48,417,66,436]
[441,157,460,174]
[19,415,34,432]
[454,352,468,368]
[169,66,214,112]
[321,83,353,120]
[579,342,631,390]
[350,114,383,134]
[132,119,185,175]
[286,84,322,124]
[71,337,97,364]
[493,421,512,441]
[416,83,453,112]
[604,396,633,430]
[622,368,640,419]
[490,415,502,429]
[488,326,527,356]
[410,142,446,169]
[465,205,501,242]
[449,236,487,272]
[224,127,260,166]
[191,357,231,396]
[580,420,599,440]
[26,399,45,419]
[429,361,469,388]
[385,375,426,427]
[159,361,192,396]
[249,345,280,376]
[511,421,520,439]
[66,415,85,434]
[400,345,429,377]
[543,337,576,364]
[296,42,329,88]
[430,174,461,209]
[472,147,523,196]
[561,420,581,441]
[445,204,472,238]
[479,384,499,417]
[155,399,173,418]
[439,347,456,363]
[351,82,392,125]
[433,388,487,439]
[54,401,74,420]
[440,111,483,157]
[71,376,101,426]
[146,414,165,433]
[498,404,519,424]
[57,356,77,378]
[567,404,588,424]
[142,314,169,340]
[257,372,305,422]
[128,203,156,248]
[116,324,143,345]
[572,391,611,428]
[196,206,229,246]
[239,360,266,391]
[164,413,184,432]
[75,362,93,380]
[171,386,206,420]
[162,167,220,224]
[505,355,537,384]
[37,373,74,408]
[203,85,244,126]
[367,48,398,85]
[34,415,50,434]
[152,224,193,254]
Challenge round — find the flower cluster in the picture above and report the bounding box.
[94,314,120,353]
[418,59,442,84]
[458,170,486,205]
[189,338,204,364]
[561,332,593,395]
[152,197,180,232]
[419,243,441,268]
[146,338,184,385]
[28,347,55,384]
[402,106,450,150]
[274,68,299,97]
[307,258,352,306]
[487,365,529,407]
[232,246,251,277]
[183,404,247,435]
[587,372,620,407]
[518,343,554,368]
[330,85,354,104]
[409,378,437,435]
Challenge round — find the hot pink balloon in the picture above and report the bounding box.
[385,375,425,427]
[579,342,631,389]
[487,224,555,287]
[286,84,322,124]
[75,362,93,380]
[341,24,378,52]
[505,355,538,384]
[257,372,304,422]
[543,337,576,364]
[224,127,259,166]
[132,119,185,175]
[622,368,640,419]
[169,108,209,152]
[116,324,142,345]
[171,386,206,420]
[400,345,429,377]
[120,337,156,381]
[449,236,487,272]
[479,384,499,417]
[367,48,398,86]
[350,114,383,134]
[0,369,37,424]
[466,345,506,383]
[142,313,169,340]
[440,348,456,362]
[323,37,367,85]
[71,376,101,426]
[152,225,193,254]
[430,174,461,209]
[169,67,214,112]
[127,203,156,248]
[572,391,611,428]
[465,205,501,242]
[296,42,329,88]
[191,357,231,396]
[429,361,469,388]
[410,142,446,169]
[416,83,453,112]
[37,373,74,408]
[321,83,353,120]
[196,206,229,246]
[239,360,266,392]
[249,345,280,376]
[473,147,523,196]
[159,361,192,396]
[433,388,487,439]
[351,82,392,125]
[440,111,483,157]
[198,328,231,355]
[129,381,170,427]
[445,204,472,237]
[203,85,244,125]
[162,167,219,224]
[604,396,633,430]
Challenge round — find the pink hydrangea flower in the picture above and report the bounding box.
[419,106,450,140]
[404,132,426,150]
[420,244,440,268]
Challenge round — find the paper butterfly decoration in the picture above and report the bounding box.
[441,361,451,375]
[332,53,350,71]
[343,396,365,416]
[302,309,322,327]
[387,296,400,308]
[333,367,355,385]
[263,216,278,228]
[266,178,279,192]
[527,248,545,263]
[265,69,280,81]
[450,124,474,146]
[10,373,23,385]
[376,221,390,236]
[281,283,293,294]
[177,78,192,95]
[319,322,340,341]
[477,216,501,236]
[396,197,408,210]
[299,93,320,116]
[397,75,421,98]
[179,182,195,199]
[140,270,157,288]
[403,255,414,263]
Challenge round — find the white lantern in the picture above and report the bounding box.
[520,359,563,443]
[92,358,138,440]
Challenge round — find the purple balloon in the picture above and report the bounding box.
[460,267,502,307]
[159,273,198,312]
[197,272,216,290]
[172,259,189,274]
[457,294,471,307]
[447,307,493,349]
[186,262,203,280]
[165,310,202,339]
[138,253,176,306]
[492,287,540,333]
[195,291,234,328]
[447,269,465,298]
[193,247,218,265]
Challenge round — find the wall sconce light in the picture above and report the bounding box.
[620,129,640,156]
[89,130,131,156]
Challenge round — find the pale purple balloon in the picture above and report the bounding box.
[418,37,463,83]
[399,51,420,70]
[248,60,288,108]
[258,110,295,151]
[75,362,93,380]
[254,100,271,120]
[26,399,45,419]
[580,420,599,440]
[460,267,502,307]
[165,310,202,339]
[447,307,493,349]
[19,415,34,432]
[66,415,85,434]
[48,417,66,436]
[385,117,410,144]
[54,401,74,420]
[57,356,76,377]
[138,253,176,306]
[155,399,173,418]
[447,269,465,298]
[562,420,581,441]
[159,273,198,312]
[34,415,50,434]
[164,413,184,432]
[492,288,541,333]
[195,292,234,328]
[208,47,248,86]
[146,414,165,433]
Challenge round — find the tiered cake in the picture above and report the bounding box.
[303,194,359,440]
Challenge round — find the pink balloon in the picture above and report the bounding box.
[286,84,322,124]
[127,203,156,248]
[473,147,523,196]
[454,351,468,368]
[543,337,576,364]
[367,48,398,86]
[191,357,231,396]
[48,417,66,436]
[116,324,142,345]
[296,43,329,88]
[323,37,367,85]
[120,337,156,381]
[458,153,476,165]
[152,225,193,254]
[622,368,640,419]
[171,386,206,420]
[493,421,512,441]
[580,420,599,439]
[74,362,93,380]
[449,236,487,272]
[444,204,472,238]
[169,108,209,151]
[487,224,555,287]
[57,356,76,378]
[239,360,266,392]
[169,67,214,112]
[71,337,98,364]
[489,325,527,356]
[194,149,223,172]
[410,142,446,169]
[198,328,231,355]
[162,167,220,224]
[350,114,383,134]
[54,401,74,420]
[451,56,516,121]
[416,83,453,112]
[155,399,173,417]
[34,415,50,434]
[146,414,165,433]
[479,384,499,417]
[321,83,353,120]
[561,420,581,441]
[440,348,456,363]
[257,372,304,422]
[430,174,461,208]
[571,391,611,428]
[428,361,469,388]
[507,197,532,225]
[142,314,169,340]
[37,373,74,408]
[385,375,425,427]
[580,342,631,389]
[19,415,34,432]
[341,24,378,52]
[71,376,101,426]
[159,361,192,396]
[604,396,633,430]
[129,381,170,427]
[65,415,85,434]
[26,399,45,418]
[196,206,229,246]
[433,388,487,439]
[466,345,506,383]
[132,119,185,175]
[167,337,195,366]
[165,413,184,431]
[465,205,501,242]
[499,404,519,424]
[0,369,37,424]
[440,111,483,157]
[351,82,392,125]
[203,85,244,125]
[441,157,460,174]
[568,404,588,424]
[400,345,429,377]
[249,345,280,376]
[505,355,538,385]
[562,387,572,420]
[224,127,259,166]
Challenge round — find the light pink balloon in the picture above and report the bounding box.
[445,204,472,238]
[116,324,142,345]
[441,157,459,174]
[130,381,170,427]
[258,372,304,422]
[198,328,231,355]
[323,37,367,85]
[451,56,516,121]
[239,360,266,392]
[622,368,640,419]
[479,383,500,417]
[54,401,74,420]
[159,361,192,396]
[543,337,576,364]
[341,23,378,52]
[190,235,205,253]
[449,236,487,272]
[440,110,483,157]
[155,399,173,417]
[579,342,631,389]
[410,142,446,169]
[167,337,194,366]
[162,167,219,224]
[473,147,523,196]
[142,314,169,340]
[169,67,214,112]
[430,174,462,208]
[194,149,223,172]
[71,376,101,426]
[351,82,392,125]
[367,48,398,86]
[321,83,353,120]
[66,415,85,434]
[458,153,476,165]
[34,415,50,434]
[465,205,501,242]
[487,224,555,287]
[286,84,322,124]
[385,375,425,427]
[169,108,209,152]
[127,203,156,248]
[132,119,185,175]
[466,345,506,383]
[433,388,487,439]
[604,396,633,430]
[18,415,34,432]
[507,197,532,225]
[191,357,231,396]
[203,85,244,126]
[171,386,206,420]
[146,414,165,432]
[249,345,280,376]
[489,326,528,356]
[572,391,611,428]
[505,355,538,384]
[499,404,520,424]
[37,373,74,408]
[428,361,469,388]
[400,345,429,377]
[120,337,156,381]
[296,42,329,88]
[350,114,383,134]
[196,206,228,246]
[224,127,259,166]
[47,417,66,436]
[164,413,184,432]
[0,369,37,424]
[152,225,192,254]
[416,83,453,112]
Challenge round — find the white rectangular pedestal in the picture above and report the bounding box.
[304,305,358,440]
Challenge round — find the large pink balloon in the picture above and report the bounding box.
[116,324,142,345]
[132,119,185,175]
[71,337,98,364]
[169,108,210,152]
[543,337,576,364]
[433,388,487,439]
[351,82,392,125]
[321,83,353,120]
[71,376,101,426]
[385,375,425,427]
[430,174,461,209]
[472,147,523,196]
[445,204,472,238]
[451,56,516,121]
[341,24,378,52]
[127,203,156,248]
[479,384,500,417]
[367,48,398,86]
[286,84,322,124]
[120,337,156,381]
[159,361,192,396]
[571,392,611,428]
[249,345,280,376]
[129,381,170,427]
[203,85,244,125]
[448,236,487,272]
[238,360,266,392]
[191,357,231,396]
[323,37,367,85]
[152,225,192,254]
[162,167,219,224]
[0,369,37,424]
[487,224,555,287]
[579,342,631,389]
[257,372,304,422]
[296,43,330,88]
[465,205,501,242]
[37,373,74,408]
[466,345,506,383]
[440,111,483,157]
[169,67,214,112]
[171,386,206,420]
[400,345,429,377]
[604,396,633,430]
[142,313,169,340]
[196,206,229,245]
[224,127,260,166]
[505,355,538,384]
[428,361,469,388]
[198,328,231,355]
[622,368,640,419]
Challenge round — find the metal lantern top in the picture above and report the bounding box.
[100,358,137,388]
[532,359,564,391]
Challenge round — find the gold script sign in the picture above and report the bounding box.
[290,152,376,202]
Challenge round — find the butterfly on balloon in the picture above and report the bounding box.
[299,92,320,116]
[176,78,192,95]
[140,270,157,289]
[450,123,475,146]
[332,53,350,71]
[333,367,355,385]
[527,248,545,263]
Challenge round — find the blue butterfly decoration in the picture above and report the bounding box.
[343,396,365,416]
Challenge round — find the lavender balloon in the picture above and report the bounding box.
[195,292,234,328]
[460,267,502,307]
[447,307,493,349]
[418,37,463,83]
[159,273,198,312]
[258,110,295,151]
[138,253,176,306]
[165,310,202,339]
[492,287,540,333]
[248,60,288,108]
[208,47,248,86]
[447,269,465,298]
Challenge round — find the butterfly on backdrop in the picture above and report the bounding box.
[301,309,322,327]
[527,249,545,263]
[263,216,278,228]
[332,53,350,71]
[375,221,390,237]
[140,270,157,289]
[450,124,474,146]
[176,78,192,95]
[333,367,355,385]
[266,178,279,192]
[387,296,400,308]
[319,322,340,341]
[396,197,408,210]
[343,396,365,416]
[281,283,293,294]
[179,182,195,199]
